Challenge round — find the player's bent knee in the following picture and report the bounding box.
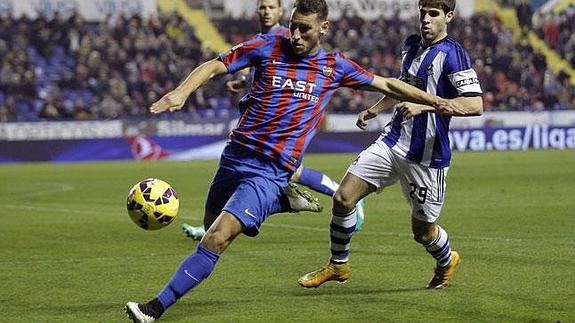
[201,212,243,253]
[201,230,229,254]
[333,190,357,213]
[412,228,437,245]
[413,232,434,245]
[412,216,438,245]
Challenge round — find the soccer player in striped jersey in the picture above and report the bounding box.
[298,0,483,290]
[125,0,462,321]
[182,0,364,242]
[229,0,357,217]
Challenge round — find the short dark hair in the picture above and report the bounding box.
[419,0,456,13]
[293,0,329,21]
[258,0,282,7]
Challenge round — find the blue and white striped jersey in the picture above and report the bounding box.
[379,35,482,168]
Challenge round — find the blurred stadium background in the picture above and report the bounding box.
[0,0,574,161]
[1,1,574,322]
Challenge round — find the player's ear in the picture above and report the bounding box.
[319,20,329,35]
[445,11,454,24]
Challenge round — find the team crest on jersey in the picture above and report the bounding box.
[322,66,333,77]
[427,64,433,76]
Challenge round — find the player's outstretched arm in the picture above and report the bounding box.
[150,59,228,114]
[396,95,483,119]
[369,76,466,115]
[443,96,483,116]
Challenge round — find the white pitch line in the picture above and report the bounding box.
[0,183,75,200]
[2,204,524,243]
[176,215,525,243]
[0,253,182,266]
[3,204,113,215]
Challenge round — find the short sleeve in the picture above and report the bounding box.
[218,35,269,74]
[444,45,482,96]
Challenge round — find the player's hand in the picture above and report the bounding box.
[226,79,248,94]
[150,90,186,114]
[356,108,378,130]
[435,99,466,115]
[396,102,432,119]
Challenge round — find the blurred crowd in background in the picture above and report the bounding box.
[0,12,224,122]
[219,7,574,113]
[533,5,575,67]
[0,5,573,122]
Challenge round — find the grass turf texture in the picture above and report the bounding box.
[0,150,574,322]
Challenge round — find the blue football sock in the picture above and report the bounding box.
[157,243,220,309]
[298,167,339,197]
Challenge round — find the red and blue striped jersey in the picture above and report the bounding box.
[239,25,290,114]
[219,34,374,171]
[267,25,290,37]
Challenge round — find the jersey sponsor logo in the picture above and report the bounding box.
[455,77,479,88]
[271,75,319,102]
[400,73,424,90]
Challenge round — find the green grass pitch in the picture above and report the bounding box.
[1,150,574,322]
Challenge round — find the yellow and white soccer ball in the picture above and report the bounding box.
[126,178,179,230]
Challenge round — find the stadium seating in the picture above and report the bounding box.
[212,9,574,112]
[0,5,573,122]
[533,4,575,68]
[0,12,231,121]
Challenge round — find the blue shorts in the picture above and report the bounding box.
[205,142,292,237]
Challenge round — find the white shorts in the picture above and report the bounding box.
[346,141,449,223]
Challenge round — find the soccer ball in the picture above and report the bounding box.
[126,178,179,230]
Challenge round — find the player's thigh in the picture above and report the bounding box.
[398,161,449,223]
[346,141,399,193]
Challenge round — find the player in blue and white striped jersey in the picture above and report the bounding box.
[299,0,483,290]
